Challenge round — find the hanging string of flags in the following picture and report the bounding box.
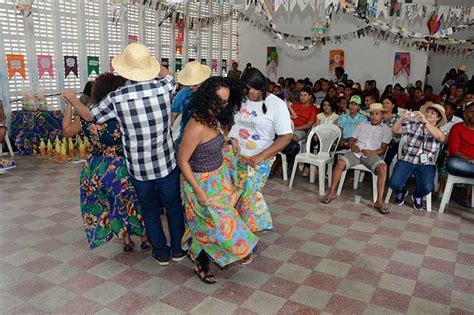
[243,0,474,56]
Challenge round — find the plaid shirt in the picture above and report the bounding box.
[91,75,176,181]
[400,121,445,165]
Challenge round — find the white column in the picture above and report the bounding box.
[76,0,88,87]
[23,14,38,90]
[51,0,65,110]
[122,5,129,49]
[99,0,109,73]
[138,2,145,44]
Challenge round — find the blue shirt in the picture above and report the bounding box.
[171,87,193,145]
[337,111,368,139]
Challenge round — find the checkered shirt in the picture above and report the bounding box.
[91,75,176,181]
[400,121,445,165]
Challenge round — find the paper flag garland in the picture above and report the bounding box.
[7,54,26,79]
[64,56,78,77]
[329,49,344,73]
[393,52,410,77]
[87,56,100,76]
[37,55,54,79]
[427,13,441,35]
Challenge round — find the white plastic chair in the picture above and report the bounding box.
[278,121,305,181]
[336,146,389,203]
[384,136,438,211]
[0,130,14,158]
[439,173,474,213]
[289,124,341,195]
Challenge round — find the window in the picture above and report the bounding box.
[0,0,239,112]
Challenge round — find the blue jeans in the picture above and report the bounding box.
[389,160,436,198]
[130,167,185,259]
[446,157,474,178]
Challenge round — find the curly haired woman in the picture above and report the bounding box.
[178,76,258,284]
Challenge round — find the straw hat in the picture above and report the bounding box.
[367,103,386,113]
[420,103,447,127]
[112,43,160,82]
[177,61,211,86]
[458,64,467,71]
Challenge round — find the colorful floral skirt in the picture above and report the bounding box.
[223,146,275,233]
[80,155,145,249]
[182,164,258,267]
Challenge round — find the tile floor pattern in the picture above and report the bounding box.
[1,156,474,314]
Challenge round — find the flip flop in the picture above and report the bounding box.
[321,196,335,204]
[373,203,390,215]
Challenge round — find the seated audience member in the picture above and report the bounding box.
[314,79,329,106]
[415,80,423,89]
[337,96,348,115]
[455,92,474,117]
[290,87,318,142]
[389,103,447,210]
[322,103,392,214]
[273,83,285,100]
[277,77,285,85]
[404,87,425,111]
[337,95,367,149]
[381,84,393,100]
[296,79,305,93]
[327,86,338,102]
[363,93,378,111]
[443,102,463,135]
[393,84,410,108]
[406,83,415,99]
[456,64,469,83]
[423,85,442,103]
[446,103,474,206]
[381,95,400,168]
[317,98,339,125]
[337,83,345,96]
[227,61,241,80]
[344,86,353,100]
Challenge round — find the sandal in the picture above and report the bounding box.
[321,196,335,204]
[194,263,217,285]
[371,202,390,215]
[238,254,253,265]
[123,241,135,253]
[140,241,152,251]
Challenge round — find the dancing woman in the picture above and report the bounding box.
[178,77,258,284]
[226,68,292,232]
[62,73,150,252]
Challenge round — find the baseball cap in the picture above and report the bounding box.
[349,95,362,105]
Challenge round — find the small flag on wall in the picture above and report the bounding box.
[200,58,207,65]
[161,58,169,69]
[37,55,54,79]
[394,52,411,77]
[211,59,217,72]
[64,56,78,77]
[87,56,100,76]
[128,34,138,43]
[329,49,344,73]
[222,59,227,72]
[6,54,26,79]
[176,58,182,71]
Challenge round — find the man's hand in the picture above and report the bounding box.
[350,145,361,153]
[360,149,372,156]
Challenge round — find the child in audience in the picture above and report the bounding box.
[337,95,367,149]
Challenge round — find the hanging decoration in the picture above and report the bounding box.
[211,59,218,72]
[329,49,344,73]
[200,58,207,65]
[87,56,100,76]
[427,13,441,36]
[64,56,78,77]
[266,47,278,82]
[15,0,34,17]
[7,54,26,79]
[222,59,227,72]
[176,58,182,71]
[176,13,185,54]
[161,57,169,69]
[37,55,54,79]
[393,52,410,78]
[128,34,138,43]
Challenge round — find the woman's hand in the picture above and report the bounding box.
[248,153,264,169]
[414,111,427,124]
[61,90,76,104]
[230,138,240,155]
[195,187,209,207]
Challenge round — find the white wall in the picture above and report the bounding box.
[238,10,430,89]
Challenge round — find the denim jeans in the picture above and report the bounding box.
[389,160,436,198]
[130,167,185,259]
[446,157,474,178]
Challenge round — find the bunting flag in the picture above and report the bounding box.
[161,57,169,69]
[222,59,227,72]
[289,0,297,12]
[200,58,207,65]
[329,49,344,73]
[427,13,441,35]
[128,34,138,43]
[87,56,100,76]
[393,52,410,77]
[176,58,182,71]
[37,55,54,79]
[6,54,26,79]
[298,0,309,11]
[64,56,78,77]
[211,59,218,72]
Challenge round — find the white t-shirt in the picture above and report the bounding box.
[229,93,292,157]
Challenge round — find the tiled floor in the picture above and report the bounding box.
[1,156,474,314]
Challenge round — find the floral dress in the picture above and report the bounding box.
[182,134,258,267]
[80,119,145,249]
